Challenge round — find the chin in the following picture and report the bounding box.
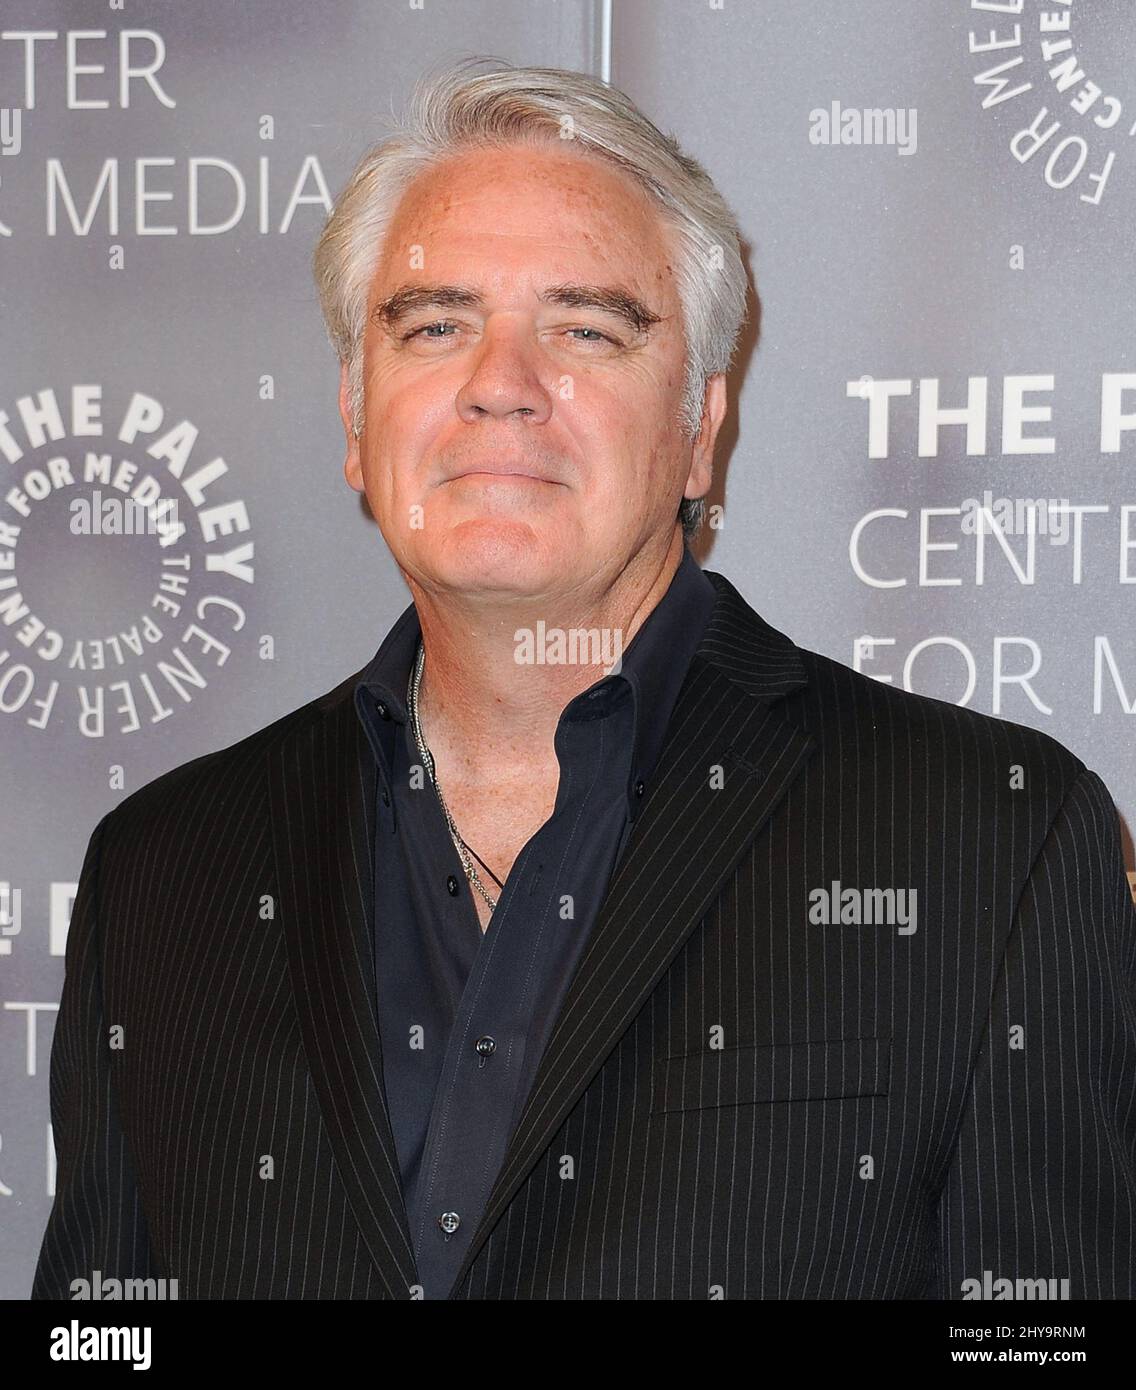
[426,518,562,592]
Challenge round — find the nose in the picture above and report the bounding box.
[454,318,554,425]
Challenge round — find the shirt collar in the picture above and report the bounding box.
[354,546,716,820]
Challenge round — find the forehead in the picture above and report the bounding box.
[370,142,678,301]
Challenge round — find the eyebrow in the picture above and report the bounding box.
[371,282,663,336]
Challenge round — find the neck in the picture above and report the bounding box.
[405,528,686,788]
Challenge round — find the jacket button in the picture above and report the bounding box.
[635,779,645,798]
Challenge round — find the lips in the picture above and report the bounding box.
[452,468,554,483]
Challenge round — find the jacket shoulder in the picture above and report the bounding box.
[100,667,360,842]
[793,645,1086,799]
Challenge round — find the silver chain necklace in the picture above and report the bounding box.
[407,640,500,916]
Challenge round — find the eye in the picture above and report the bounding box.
[568,327,615,344]
[403,319,459,341]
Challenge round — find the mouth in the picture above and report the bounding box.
[451,469,557,484]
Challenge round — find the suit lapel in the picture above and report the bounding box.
[448,569,817,1293]
[267,683,419,1298]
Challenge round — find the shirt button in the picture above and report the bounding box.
[635,779,645,798]
[446,874,460,896]
[375,700,390,720]
[438,1211,461,1235]
[474,1036,496,1057]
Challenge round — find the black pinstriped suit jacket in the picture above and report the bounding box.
[31,568,1136,1299]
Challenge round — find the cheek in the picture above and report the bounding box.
[367,399,434,492]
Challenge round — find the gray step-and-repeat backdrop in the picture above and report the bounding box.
[1,0,1133,1299]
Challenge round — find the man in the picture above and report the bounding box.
[33,59,1136,1301]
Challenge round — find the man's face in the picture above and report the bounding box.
[339,141,725,602]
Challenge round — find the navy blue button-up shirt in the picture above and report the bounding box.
[353,546,715,1298]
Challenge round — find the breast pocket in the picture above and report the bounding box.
[651,1036,891,1114]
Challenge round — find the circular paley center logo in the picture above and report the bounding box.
[966,0,1134,207]
[0,384,255,737]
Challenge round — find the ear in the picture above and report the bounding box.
[338,361,364,492]
[682,372,728,504]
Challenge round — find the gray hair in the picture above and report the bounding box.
[312,56,748,543]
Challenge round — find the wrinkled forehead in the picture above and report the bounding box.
[367,141,681,310]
